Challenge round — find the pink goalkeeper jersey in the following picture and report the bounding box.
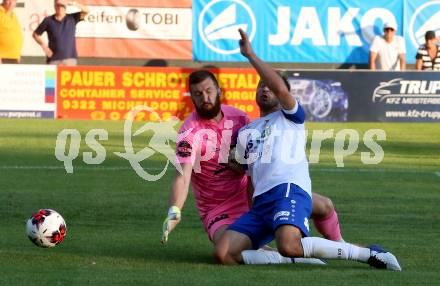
[176,105,250,219]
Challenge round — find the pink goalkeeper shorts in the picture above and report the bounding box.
[202,189,250,241]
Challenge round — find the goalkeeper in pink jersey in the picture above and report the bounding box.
[161,70,344,264]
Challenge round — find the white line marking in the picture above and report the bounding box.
[0,165,436,175]
[311,168,433,174]
[0,165,165,171]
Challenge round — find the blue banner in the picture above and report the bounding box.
[404,0,440,64]
[193,0,412,63]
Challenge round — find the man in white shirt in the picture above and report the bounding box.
[214,28,402,271]
[369,22,406,70]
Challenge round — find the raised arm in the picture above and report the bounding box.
[238,28,295,110]
[69,1,90,19]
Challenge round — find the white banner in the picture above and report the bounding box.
[0,64,56,118]
[77,6,192,40]
[14,1,192,57]
[15,1,52,56]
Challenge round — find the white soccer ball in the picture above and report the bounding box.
[26,209,67,248]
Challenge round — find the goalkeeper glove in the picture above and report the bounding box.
[161,206,181,244]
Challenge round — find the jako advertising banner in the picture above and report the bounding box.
[192,0,439,64]
[404,0,440,65]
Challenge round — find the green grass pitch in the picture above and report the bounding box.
[0,119,439,285]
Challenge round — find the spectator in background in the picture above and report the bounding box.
[416,31,440,71]
[0,0,23,63]
[369,22,406,71]
[32,0,89,66]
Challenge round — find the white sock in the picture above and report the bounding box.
[292,257,326,265]
[301,237,370,262]
[242,249,291,264]
[241,249,326,265]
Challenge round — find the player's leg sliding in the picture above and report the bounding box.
[301,237,402,271]
[241,249,326,265]
[313,208,344,242]
[301,237,370,261]
[311,194,344,242]
[366,244,402,271]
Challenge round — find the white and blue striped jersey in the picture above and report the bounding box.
[237,101,311,198]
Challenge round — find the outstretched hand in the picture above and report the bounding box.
[161,206,181,244]
[238,28,254,58]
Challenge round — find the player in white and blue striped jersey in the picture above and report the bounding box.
[214,29,401,271]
